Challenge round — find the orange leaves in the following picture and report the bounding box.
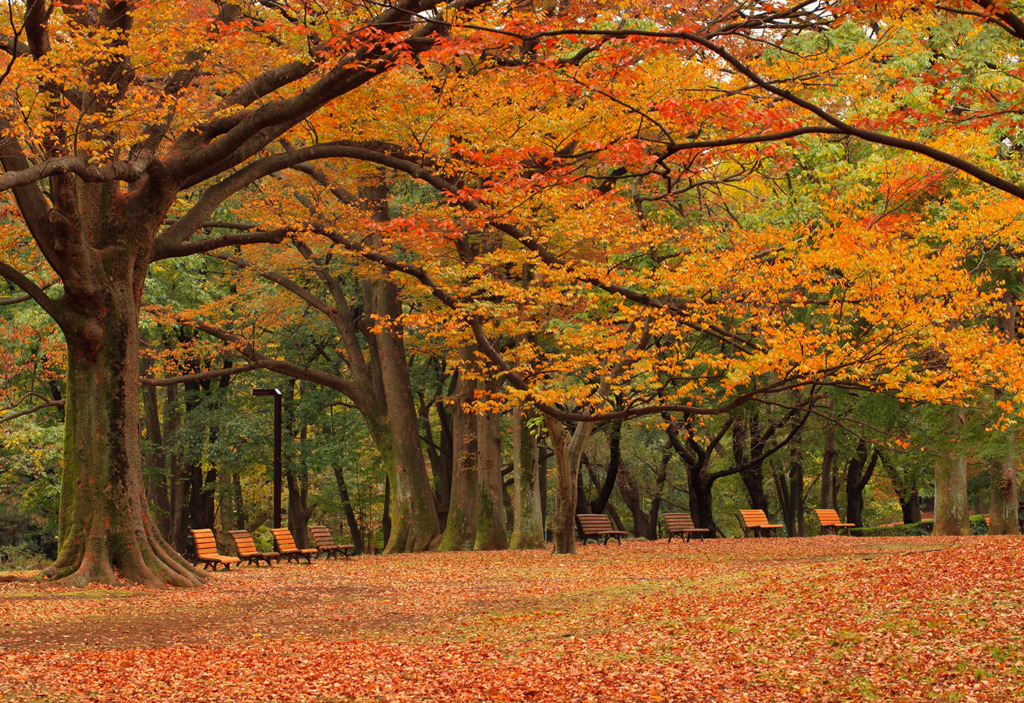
[2,538,1023,701]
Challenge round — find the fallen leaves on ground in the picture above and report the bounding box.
[1,536,1022,702]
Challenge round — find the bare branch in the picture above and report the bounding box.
[0,260,63,322]
[1,400,65,424]
[141,363,268,387]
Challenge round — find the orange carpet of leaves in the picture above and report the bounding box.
[1,536,1022,702]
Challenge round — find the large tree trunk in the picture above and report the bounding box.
[510,402,544,549]
[374,281,440,553]
[474,381,508,550]
[934,410,970,536]
[46,282,201,587]
[989,458,1021,535]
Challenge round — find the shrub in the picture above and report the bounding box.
[0,543,48,571]
[851,514,989,537]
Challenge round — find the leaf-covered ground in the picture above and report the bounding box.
[1,536,1022,702]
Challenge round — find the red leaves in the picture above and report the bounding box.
[2,538,1023,701]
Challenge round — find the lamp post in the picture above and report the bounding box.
[252,388,283,528]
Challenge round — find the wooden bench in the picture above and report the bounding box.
[737,510,784,538]
[270,527,319,564]
[663,512,710,542]
[814,509,855,536]
[576,514,629,545]
[228,530,280,567]
[189,528,241,571]
[308,526,355,560]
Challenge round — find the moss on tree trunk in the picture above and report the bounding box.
[474,388,507,551]
[47,285,202,587]
[510,403,544,550]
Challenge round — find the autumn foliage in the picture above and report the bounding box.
[2,538,1023,702]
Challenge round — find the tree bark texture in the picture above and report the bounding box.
[373,280,441,553]
[439,357,479,551]
[845,440,878,528]
[474,380,508,550]
[934,410,971,536]
[989,458,1021,535]
[545,416,594,554]
[510,402,544,549]
[48,256,201,587]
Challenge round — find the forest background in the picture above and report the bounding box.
[2,0,1024,586]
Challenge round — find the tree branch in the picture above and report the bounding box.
[141,363,268,387]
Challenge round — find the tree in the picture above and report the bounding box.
[0,0,484,586]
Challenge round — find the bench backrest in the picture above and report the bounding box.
[190,529,220,558]
[309,526,337,549]
[738,510,773,529]
[270,528,299,552]
[228,530,260,557]
[814,509,844,526]
[576,514,614,535]
[663,513,698,531]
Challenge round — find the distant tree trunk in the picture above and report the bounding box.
[420,380,453,531]
[475,379,508,550]
[934,410,971,536]
[900,490,922,524]
[880,453,921,524]
[989,457,1021,535]
[439,355,479,551]
[618,448,670,540]
[286,413,314,548]
[332,463,365,554]
[668,416,734,536]
[381,475,391,548]
[546,416,594,554]
[736,412,769,513]
[820,423,837,510]
[617,460,649,538]
[164,385,190,553]
[141,375,172,539]
[774,438,804,537]
[845,440,878,527]
[646,452,669,540]
[232,473,247,531]
[588,420,623,514]
[510,402,544,549]
[990,295,1021,536]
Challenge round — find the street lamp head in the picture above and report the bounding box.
[252,388,282,397]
